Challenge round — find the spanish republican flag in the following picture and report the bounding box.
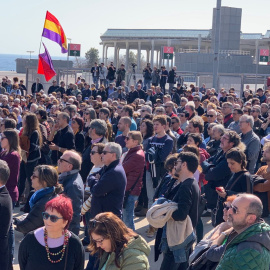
[42,11,68,53]
[37,43,56,81]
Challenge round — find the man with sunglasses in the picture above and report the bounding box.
[216,194,270,270]
[89,142,126,220]
[58,150,84,235]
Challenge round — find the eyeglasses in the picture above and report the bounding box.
[179,114,185,117]
[193,99,199,102]
[174,160,182,166]
[31,174,38,179]
[207,115,215,117]
[90,151,99,155]
[92,238,105,245]
[84,112,90,115]
[125,137,131,141]
[223,203,230,211]
[59,157,73,165]
[229,204,239,214]
[102,150,113,155]
[141,110,146,112]
[251,110,257,113]
[42,212,63,223]
[171,122,176,124]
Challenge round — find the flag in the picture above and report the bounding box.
[37,43,56,81]
[42,11,68,53]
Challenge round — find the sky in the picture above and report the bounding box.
[1,0,269,58]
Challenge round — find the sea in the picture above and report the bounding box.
[0,54,67,71]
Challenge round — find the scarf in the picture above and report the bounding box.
[29,186,54,209]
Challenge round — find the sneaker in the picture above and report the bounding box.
[146,226,157,238]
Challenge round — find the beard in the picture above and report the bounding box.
[228,214,248,232]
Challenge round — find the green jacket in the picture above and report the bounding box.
[98,235,150,270]
[216,221,270,270]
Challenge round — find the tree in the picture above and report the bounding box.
[85,48,99,68]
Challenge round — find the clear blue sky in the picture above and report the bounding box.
[1,0,269,57]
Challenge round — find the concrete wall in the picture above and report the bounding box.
[16,58,73,73]
[175,53,270,74]
[212,6,242,50]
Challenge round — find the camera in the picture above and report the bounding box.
[156,69,161,73]
[131,63,137,68]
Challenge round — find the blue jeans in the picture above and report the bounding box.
[93,76,99,89]
[144,79,151,90]
[122,194,139,231]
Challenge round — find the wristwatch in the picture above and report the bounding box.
[221,232,227,237]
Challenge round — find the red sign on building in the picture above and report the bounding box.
[164,46,174,53]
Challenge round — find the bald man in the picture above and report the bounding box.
[58,150,84,235]
[216,194,270,270]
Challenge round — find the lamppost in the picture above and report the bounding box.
[26,51,34,60]
[212,0,221,90]
[66,38,72,87]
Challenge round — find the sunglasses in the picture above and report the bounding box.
[84,112,90,115]
[179,114,185,117]
[90,151,99,155]
[102,150,113,155]
[125,137,131,141]
[207,115,215,117]
[171,122,176,124]
[42,212,63,223]
[223,203,230,211]
[59,157,73,165]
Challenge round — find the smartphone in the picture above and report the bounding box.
[216,187,223,192]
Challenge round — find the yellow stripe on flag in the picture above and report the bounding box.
[44,19,62,35]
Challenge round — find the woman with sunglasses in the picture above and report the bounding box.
[214,148,253,225]
[189,195,236,266]
[14,165,61,235]
[88,212,150,270]
[19,195,84,270]
[71,117,85,154]
[81,143,105,246]
[83,108,96,134]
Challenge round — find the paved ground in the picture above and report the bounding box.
[12,207,213,270]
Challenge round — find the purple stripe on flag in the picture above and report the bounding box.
[40,43,56,73]
[42,28,68,53]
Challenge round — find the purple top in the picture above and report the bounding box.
[34,227,71,248]
[0,151,20,202]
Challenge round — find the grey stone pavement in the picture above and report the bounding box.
[13,207,213,270]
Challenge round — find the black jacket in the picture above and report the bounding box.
[172,178,200,228]
[15,190,57,235]
[202,149,232,209]
[0,186,12,270]
[89,159,127,219]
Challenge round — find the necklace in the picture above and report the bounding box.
[44,228,69,264]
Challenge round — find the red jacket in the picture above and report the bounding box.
[122,145,145,196]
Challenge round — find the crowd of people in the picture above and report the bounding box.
[0,64,270,270]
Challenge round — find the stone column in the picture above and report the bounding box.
[156,50,159,66]
[146,49,150,63]
[125,41,129,69]
[151,40,155,67]
[117,48,120,68]
[104,45,108,65]
[114,42,117,66]
[137,41,141,71]
[102,43,105,63]
[159,48,162,67]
